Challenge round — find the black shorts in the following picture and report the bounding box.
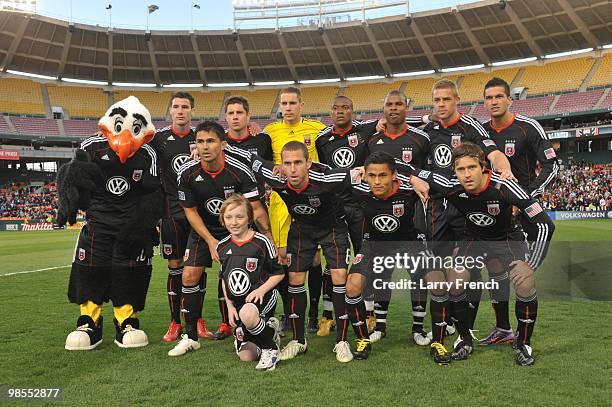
[426,197,466,257]
[286,221,350,273]
[160,215,191,260]
[72,222,152,267]
[455,230,529,271]
[349,240,429,279]
[183,229,229,268]
[344,205,365,254]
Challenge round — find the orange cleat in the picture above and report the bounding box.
[162,321,182,342]
[197,318,215,339]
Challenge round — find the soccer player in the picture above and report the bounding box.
[422,79,514,342]
[477,77,559,345]
[249,142,353,363]
[149,92,214,342]
[217,194,284,371]
[264,87,327,335]
[366,90,432,345]
[168,121,271,356]
[407,142,555,365]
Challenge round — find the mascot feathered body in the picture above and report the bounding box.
[58,96,162,350]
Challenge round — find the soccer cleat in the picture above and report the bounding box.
[430,342,452,365]
[353,338,372,360]
[333,341,354,363]
[267,317,281,348]
[514,342,535,366]
[451,339,474,361]
[478,327,514,346]
[168,334,201,356]
[114,318,148,348]
[316,316,335,337]
[366,315,376,332]
[369,330,386,343]
[197,318,214,339]
[307,317,318,334]
[213,323,233,340]
[65,315,103,351]
[162,321,182,342]
[256,349,280,371]
[412,329,432,346]
[280,340,307,360]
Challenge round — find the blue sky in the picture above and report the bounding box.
[36,0,476,31]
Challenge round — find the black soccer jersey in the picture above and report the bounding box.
[80,135,158,229]
[414,169,554,269]
[424,114,499,178]
[482,114,559,198]
[177,153,261,236]
[225,131,273,161]
[315,120,376,170]
[368,125,431,170]
[217,232,284,303]
[249,157,346,227]
[149,126,196,218]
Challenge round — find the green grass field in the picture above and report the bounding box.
[1,220,611,406]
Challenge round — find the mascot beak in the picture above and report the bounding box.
[107,128,138,164]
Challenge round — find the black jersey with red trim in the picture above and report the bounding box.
[217,232,284,303]
[413,169,554,269]
[424,114,499,178]
[80,135,159,229]
[250,157,346,227]
[149,126,196,218]
[177,153,260,236]
[368,125,430,169]
[225,131,273,161]
[482,114,559,198]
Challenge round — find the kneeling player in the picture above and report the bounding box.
[407,142,555,365]
[217,194,284,371]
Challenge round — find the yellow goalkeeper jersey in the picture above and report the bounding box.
[264,118,326,164]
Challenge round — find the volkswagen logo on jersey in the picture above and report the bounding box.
[172,154,190,173]
[372,214,400,233]
[467,212,496,227]
[433,144,453,168]
[332,147,355,168]
[106,176,130,196]
[292,204,317,215]
[228,268,250,296]
[205,198,224,215]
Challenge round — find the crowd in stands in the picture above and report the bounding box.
[541,162,612,211]
[0,182,58,221]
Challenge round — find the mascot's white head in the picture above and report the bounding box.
[98,96,156,164]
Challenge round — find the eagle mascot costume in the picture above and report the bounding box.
[58,96,162,350]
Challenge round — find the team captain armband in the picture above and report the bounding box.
[524,202,543,218]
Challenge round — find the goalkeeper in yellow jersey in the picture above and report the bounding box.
[264,86,326,336]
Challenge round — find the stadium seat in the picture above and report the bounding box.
[63,119,99,137]
[0,116,12,133]
[192,91,226,119]
[588,53,612,89]
[300,86,340,115]
[47,85,108,118]
[404,76,459,108]
[516,58,594,96]
[114,91,171,120]
[343,81,404,112]
[457,69,519,103]
[0,78,46,115]
[553,89,604,114]
[12,117,60,136]
[228,89,278,117]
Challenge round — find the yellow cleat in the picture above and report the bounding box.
[316,316,335,337]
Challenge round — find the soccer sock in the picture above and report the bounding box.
[181,283,202,341]
[308,264,322,319]
[374,301,390,332]
[79,300,102,325]
[247,318,278,350]
[345,294,368,339]
[332,284,348,343]
[489,271,511,330]
[322,267,333,320]
[113,304,136,327]
[218,278,229,325]
[364,278,375,317]
[449,292,472,346]
[430,293,449,344]
[515,293,538,346]
[197,271,207,320]
[467,268,483,330]
[365,299,375,317]
[167,266,183,323]
[279,265,290,316]
[287,284,307,344]
[411,288,428,333]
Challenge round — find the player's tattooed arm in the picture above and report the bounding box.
[183,206,220,261]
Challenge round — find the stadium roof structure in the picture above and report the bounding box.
[0,0,610,86]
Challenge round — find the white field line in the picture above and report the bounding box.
[0,265,71,277]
